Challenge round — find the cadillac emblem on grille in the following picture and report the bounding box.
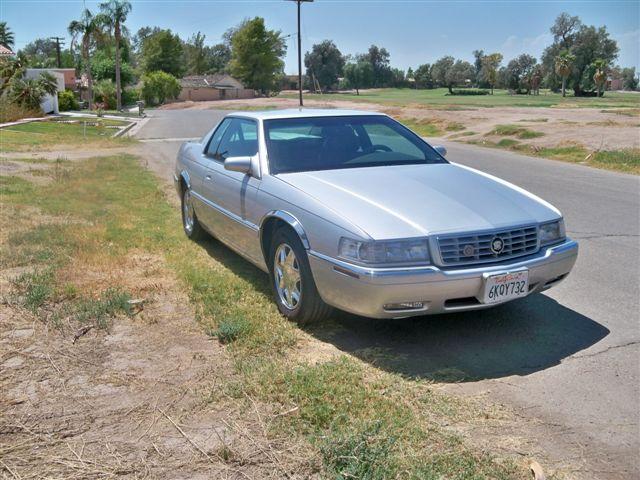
[462,244,475,257]
[490,236,505,254]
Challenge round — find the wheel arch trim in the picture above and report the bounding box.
[260,210,310,253]
[178,170,191,191]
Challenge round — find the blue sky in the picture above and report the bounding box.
[2,0,639,73]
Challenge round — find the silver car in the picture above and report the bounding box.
[174,109,578,322]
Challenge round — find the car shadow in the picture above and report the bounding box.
[196,235,609,382]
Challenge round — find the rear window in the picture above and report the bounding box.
[264,115,446,174]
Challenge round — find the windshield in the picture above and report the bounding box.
[263,115,447,174]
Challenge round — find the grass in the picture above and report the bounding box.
[0,118,135,152]
[469,139,640,174]
[282,88,640,109]
[0,152,528,478]
[491,124,545,139]
[400,117,467,137]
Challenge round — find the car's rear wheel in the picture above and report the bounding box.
[269,227,331,324]
[181,187,206,241]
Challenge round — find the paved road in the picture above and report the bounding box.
[137,109,639,478]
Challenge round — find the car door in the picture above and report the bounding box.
[200,118,263,262]
[191,118,233,230]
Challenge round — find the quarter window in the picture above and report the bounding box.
[216,118,259,160]
[204,118,232,157]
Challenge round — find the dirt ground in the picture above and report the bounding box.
[160,96,640,151]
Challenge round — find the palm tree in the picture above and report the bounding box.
[554,50,575,98]
[8,72,59,109]
[99,0,132,111]
[593,59,607,98]
[0,22,15,49]
[68,9,104,110]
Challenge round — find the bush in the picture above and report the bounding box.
[447,89,490,96]
[140,71,181,106]
[0,96,43,123]
[93,79,116,109]
[58,89,79,111]
[121,87,139,107]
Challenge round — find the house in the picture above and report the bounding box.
[607,76,624,91]
[49,68,78,91]
[25,68,65,114]
[0,45,15,58]
[177,74,254,102]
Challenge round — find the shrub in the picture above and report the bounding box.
[210,315,253,344]
[0,96,42,122]
[140,71,181,106]
[447,89,490,96]
[93,79,116,109]
[121,87,139,107]
[58,89,79,111]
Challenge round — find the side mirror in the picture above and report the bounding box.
[434,145,447,158]
[224,156,252,174]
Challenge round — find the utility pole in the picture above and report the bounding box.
[50,36,65,68]
[286,0,313,107]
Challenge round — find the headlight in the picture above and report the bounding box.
[539,219,566,245]
[338,237,430,265]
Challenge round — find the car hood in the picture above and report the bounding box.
[277,163,560,239]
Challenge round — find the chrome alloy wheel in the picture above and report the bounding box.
[183,189,195,234]
[273,243,302,309]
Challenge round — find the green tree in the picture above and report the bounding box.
[141,29,185,77]
[185,31,207,75]
[504,54,537,94]
[362,44,391,87]
[99,0,132,110]
[8,71,58,109]
[554,50,575,97]
[91,49,134,85]
[0,22,14,49]
[480,53,503,94]
[69,9,105,110]
[94,78,116,108]
[19,38,74,68]
[304,40,345,92]
[620,67,638,91]
[140,71,181,105]
[413,63,433,89]
[431,56,454,91]
[472,49,485,86]
[206,43,231,73]
[542,13,618,96]
[228,17,286,94]
[343,60,373,95]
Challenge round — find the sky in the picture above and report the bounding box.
[2,0,639,74]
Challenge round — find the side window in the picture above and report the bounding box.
[216,118,258,160]
[204,118,232,157]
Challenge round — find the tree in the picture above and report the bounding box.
[362,44,391,87]
[19,38,74,68]
[99,0,132,110]
[480,53,503,94]
[185,31,207,75]
[504,54,537,94]
[140,70,181,105]
[431,56,454,90]
[91,48,134,85]
[141,29,185,77]
[228,17,286,94]
[554,50,575,97]
[621,67,638,91]
[94,78,116,108]
[69,9,105,110]
[304,40,344,92]
[446,60,474,93]
[542,13,618,96]
[0,22,14,49]
[8,72,58,109]
[413,63,433,89]
[343,60,373,95]
[592,59,607,97]
[472,49,485,86]
[206,43,231,73]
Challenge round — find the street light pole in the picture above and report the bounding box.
[287,0,313,107]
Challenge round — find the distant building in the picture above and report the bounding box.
[607,76,624,91]
[25,68,66,114]
[177,74,254,102]
[0,45,15,58]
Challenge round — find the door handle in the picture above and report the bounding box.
[205,175,212,181]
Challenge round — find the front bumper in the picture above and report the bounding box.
[308,238,578,318]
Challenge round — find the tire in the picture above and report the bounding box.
[269,227,332,324]
[181,187,206,241]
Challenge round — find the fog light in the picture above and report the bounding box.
[383,301,425,311]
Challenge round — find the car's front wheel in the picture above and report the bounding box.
[269,227,331,324]
[181,187,206,240]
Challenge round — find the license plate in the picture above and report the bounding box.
[481,270,529,304]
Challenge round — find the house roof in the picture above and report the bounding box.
[180,74,244,89]
[0,44,15,57]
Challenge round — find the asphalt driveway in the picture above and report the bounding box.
[137,108,639,479]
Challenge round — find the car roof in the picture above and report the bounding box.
[226,108,387,121]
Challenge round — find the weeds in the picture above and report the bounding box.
[491,124,544,139]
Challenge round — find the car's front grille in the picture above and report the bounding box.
[437,225,539,266]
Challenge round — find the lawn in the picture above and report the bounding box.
[283,88,640,110]
[1,149,530,477]
[0,118,135,152]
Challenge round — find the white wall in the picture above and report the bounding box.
[24,69,65,114]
